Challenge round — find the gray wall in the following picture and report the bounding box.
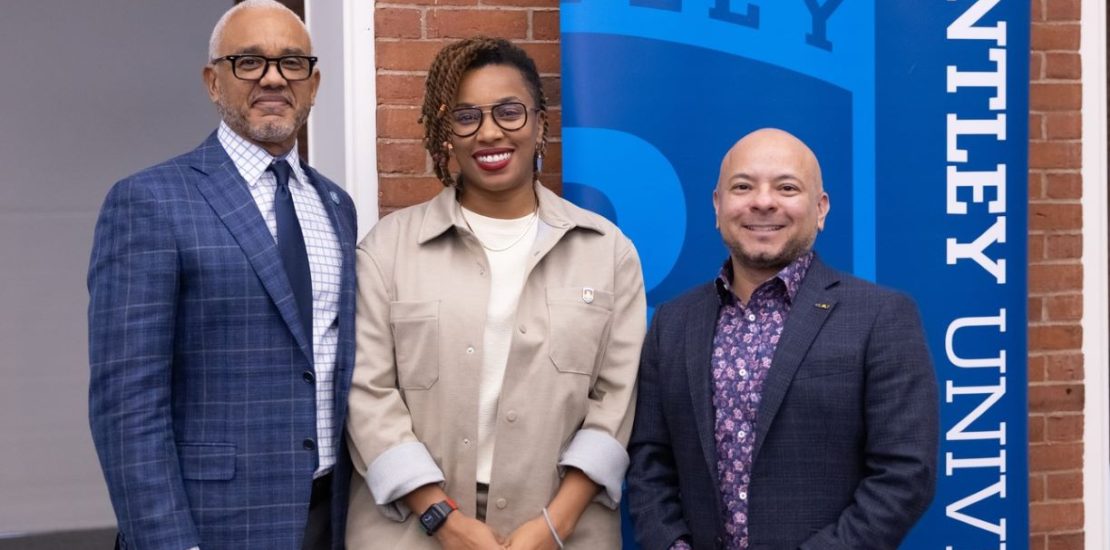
[0,1,229,535]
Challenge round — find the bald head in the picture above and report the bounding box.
[718,128,823,195]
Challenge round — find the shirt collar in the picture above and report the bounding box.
[217,121,307,189]
[715,251,815,305]
[416,180,607,245]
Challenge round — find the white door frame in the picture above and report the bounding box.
[1082,0,1109,547]
[306,0,378,239]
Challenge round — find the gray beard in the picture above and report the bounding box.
[216,100,307,146]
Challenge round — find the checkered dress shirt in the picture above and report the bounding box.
[218,122,342,475]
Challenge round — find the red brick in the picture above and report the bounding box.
[427,9,528,40]
[1047,532,1085,550]
[391,0,476,5]
[1032,534,1047,550]
[379,176,443,207]
[1029,442,1083,472]
[1029,171,1046,199]
[1030,501,1084,532]
[378,106,425,139]
[378,141,429,174]
[1029,141,1082,169]
[1044,235,1082,261]
[377,40,451,72]
[1030,83,1081,111]
[1044,0,1080,22]
[1031,51,1044,81]
[1045,112,1081,141]
[1045,353,1084,381]
[1044,173,1082,199]
[1044,293,1083,320]
[1029,325,1082,351]
[542,76,561,105]
[1028,262,1082,293]
[1029,414,1046,443]
[1031,0,1044,21]
[1044,52,1081,79]
[1028,235,1046,262]
[1045,415,1083,442]
[482,0,559,7]
[377,73,427,105]
[1031,23,1081,51]
[520,42,561,74]
[376,7,423,39]
[1029,203,1082,231]
[1029,112,1045,139]
[1029,295,1045,322]
[1029,384,1084,413]
[533,10,559,40]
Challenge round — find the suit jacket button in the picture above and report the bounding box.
[302,370,315,383]
[303,438,316,451]
[495,498,507,509]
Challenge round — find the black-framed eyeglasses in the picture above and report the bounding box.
[211,55,318,82]
[449,102,538,137]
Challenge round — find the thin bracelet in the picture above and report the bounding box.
[541,507,565,549]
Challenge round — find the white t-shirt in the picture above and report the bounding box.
[460,207,539,484]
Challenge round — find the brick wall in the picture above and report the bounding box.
[375,0,1093,546]
[1028,0,1086,548]
[375,0,561,216]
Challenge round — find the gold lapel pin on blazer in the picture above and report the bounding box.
[815,303,832,309]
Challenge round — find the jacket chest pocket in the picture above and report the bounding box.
[390,301,440,390]
[546,287,614,376]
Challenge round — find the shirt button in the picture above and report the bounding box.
[506,411,518,422]
[739,491,747,500]
[739,369,747,378]
[747,313,756,322]
[495,498,507,509]
[303,438,316,451]
[463,438,470,446]
[302,370,315,384]
[466,346,475,354]
[518,325,527,334]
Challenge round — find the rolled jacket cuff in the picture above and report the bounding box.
[557,429,630,509]
[367,441,445,521]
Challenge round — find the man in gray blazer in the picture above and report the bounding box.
[627,128,938,550]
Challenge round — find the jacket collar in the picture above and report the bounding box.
[416,181,606,245]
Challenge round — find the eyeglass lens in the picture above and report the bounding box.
[451,102,529,136]
[232,56,313,81]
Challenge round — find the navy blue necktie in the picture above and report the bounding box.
[268,160,313,358]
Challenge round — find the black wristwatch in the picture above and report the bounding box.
[419,497,458,536]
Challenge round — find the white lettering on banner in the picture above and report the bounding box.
[943,0,1011,546]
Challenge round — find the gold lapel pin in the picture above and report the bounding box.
[815,303,831,309]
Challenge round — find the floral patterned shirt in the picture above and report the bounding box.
[669,252,811,550]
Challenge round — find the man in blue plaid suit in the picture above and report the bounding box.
[88,2,356,548]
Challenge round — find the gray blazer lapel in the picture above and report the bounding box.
[686,285,722,486]
[752,259,839,461]
[189,134,314,362]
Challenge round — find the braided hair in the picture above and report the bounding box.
[420,37,548,187]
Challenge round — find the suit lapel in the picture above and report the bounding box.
[686,285,722,486]
[189,134,314,362]
[752,259,839,461]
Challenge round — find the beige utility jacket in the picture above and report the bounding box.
[346,183,647,548]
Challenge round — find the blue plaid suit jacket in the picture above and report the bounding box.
[628,258,938,550]
[88,133,357,550]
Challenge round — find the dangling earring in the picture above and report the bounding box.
[534,153,544,173]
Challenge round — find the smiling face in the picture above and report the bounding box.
[713,128,830,282]
[449,64,543,214]
[203,7,319,156]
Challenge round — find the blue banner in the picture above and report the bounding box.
[560,1,1028,548]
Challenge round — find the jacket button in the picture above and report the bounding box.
[466,346,475,354]
[506,411,518,422]
[495,498,507,510]
[302,438,316,451]
[302,370,315,383]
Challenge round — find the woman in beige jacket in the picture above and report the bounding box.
[345,37,647,549]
